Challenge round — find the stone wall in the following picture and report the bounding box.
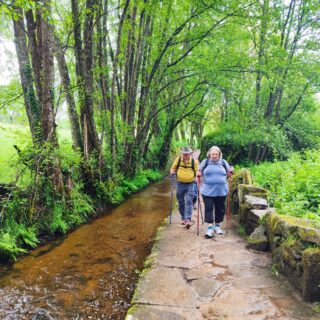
[232,169,320,302]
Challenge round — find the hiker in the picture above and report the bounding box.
[170,147,199,227]
[197,146,233,238]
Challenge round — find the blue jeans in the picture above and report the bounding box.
[176,182,194,221]
[193,181,198,205]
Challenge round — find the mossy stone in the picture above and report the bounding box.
[247,225,268,251]
[232,169,252,186]
[298,228,320,245]
[302,248,320,301]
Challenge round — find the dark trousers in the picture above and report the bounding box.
[202,195,227,224]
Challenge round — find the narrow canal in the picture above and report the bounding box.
[0,178,171,320]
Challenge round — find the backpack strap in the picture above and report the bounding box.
[221,159,228,173]
[191,158,195,177]
[202,158,228,174]
[202,158,209,173]
[176,157,181,171]
[176,157,196,177]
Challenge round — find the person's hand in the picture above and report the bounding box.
[196,170,202,177]
[170,169,176,175]
[227,166,234,177]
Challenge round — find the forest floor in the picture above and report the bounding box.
[126,209,320,320]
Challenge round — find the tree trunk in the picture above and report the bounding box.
[255,0,269,111]
[25,10,43,103]
[40,0,64,192]
[110,0,131,161]
[54,36,83,150]
[82,0,101,155]
[13,8,42,143]
[97,1,110,112]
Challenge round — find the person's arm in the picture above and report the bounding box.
[223,160,234,177]
[170,157,179,175]
[196,159,204,177]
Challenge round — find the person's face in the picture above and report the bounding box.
[209,150,220,161]
[182,153,192,161]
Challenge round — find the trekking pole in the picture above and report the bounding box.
[169,174,175,224]
[199,200,204,224]
[196,176,204,224]
[197,176,201,236]
[226,175,233,235]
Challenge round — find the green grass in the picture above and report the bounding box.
[0,123,30,183]
[0,122,73,184]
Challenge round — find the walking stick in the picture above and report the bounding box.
[169,174,174,224]
[226,174,233,234]
[199,199,204,224]
[197,176,201,236]
[196,176,204,224]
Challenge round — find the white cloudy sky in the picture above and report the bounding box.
[0,37,18,85]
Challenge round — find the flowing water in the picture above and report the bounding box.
[0,178,171,320]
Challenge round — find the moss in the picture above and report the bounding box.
[237,224,246,237]
[247,237,263,244]
[303,247,320,255]
[260,213,269,226]
[312,303,320,314]
[298,228,320,245]
[125,305,138,318]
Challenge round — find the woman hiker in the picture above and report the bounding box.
[197,146,233,238]
[170,147,199,228]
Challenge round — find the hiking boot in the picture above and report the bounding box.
[185,220,191,229]
[205,226,214,239]
[214,225,224,235]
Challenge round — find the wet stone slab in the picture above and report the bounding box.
[233,275,279,290]
[191,278,224,298]
[185,266,226,281]
[200,287,280,319]
[213,250,255,266]
[228,264,271,278]
[132,266,197,307]
[127,305,202,320]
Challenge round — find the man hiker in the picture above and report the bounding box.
[170,147,199,228]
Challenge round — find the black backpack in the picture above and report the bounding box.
[176,157,196,178]
[202,158,228,174]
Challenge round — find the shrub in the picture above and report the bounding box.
[251,150,320,221]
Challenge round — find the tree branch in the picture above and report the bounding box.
[167,14,232,68]
[0,93,24,110]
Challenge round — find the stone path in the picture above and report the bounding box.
[126,210,320,320]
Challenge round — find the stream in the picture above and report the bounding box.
[0,178,171,320]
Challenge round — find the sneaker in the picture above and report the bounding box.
[214,225,224,235]
[205,226,214,239]
[185,220,191,229]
